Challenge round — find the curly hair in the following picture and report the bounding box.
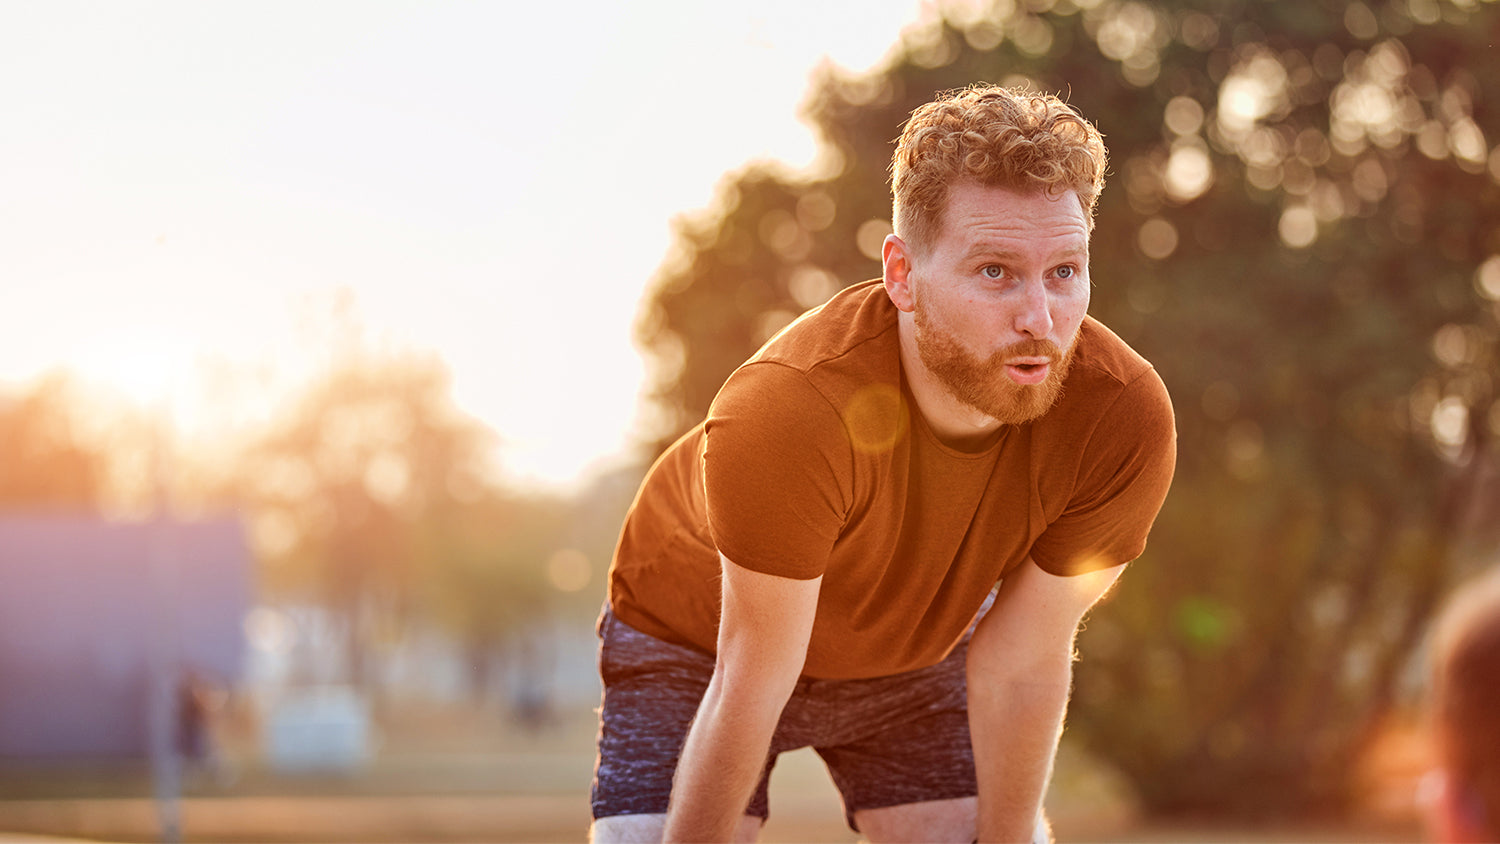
[891,85,1108,252]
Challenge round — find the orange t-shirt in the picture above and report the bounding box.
[607,280,1176,679]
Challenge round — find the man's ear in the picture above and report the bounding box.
[882,234,916,313]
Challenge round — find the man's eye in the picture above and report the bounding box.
[981,265,1005,279]
[1055,265,1075,279]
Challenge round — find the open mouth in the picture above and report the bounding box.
[1004,361,1052,385]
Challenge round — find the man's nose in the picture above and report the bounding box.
[1014,280,1055,338]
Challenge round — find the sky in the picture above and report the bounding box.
[0,0,932,490]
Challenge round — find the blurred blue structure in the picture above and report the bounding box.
[0,516,251,760]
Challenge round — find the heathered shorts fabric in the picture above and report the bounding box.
[590,607,979,831]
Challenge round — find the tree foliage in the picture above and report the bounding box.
[635,0,1500,817]
[0,376,111,512]
[229,349,577,689]
[0,326,628,711]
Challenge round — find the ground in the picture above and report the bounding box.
[0,698,1427,843]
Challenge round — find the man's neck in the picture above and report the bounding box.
[895,314,1004,446]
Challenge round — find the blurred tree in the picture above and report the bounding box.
[635,0,1500,819]
[0,376,109,511]
[414,487,567,702]
[232,349,556,691]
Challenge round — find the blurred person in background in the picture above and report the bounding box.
[1425,565,1500,843]
[591,85,1176,843]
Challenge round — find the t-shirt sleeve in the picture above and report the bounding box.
[1029,366,1177,576]
[702,362,851,580]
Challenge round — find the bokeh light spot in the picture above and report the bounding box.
[789,266,840,309]
[1201,380,1241,422]
[1351,157,1390,202]
[1218,54,1288,133]
[1344,2,1380,39]
[856,219,892,262]
[1137,218,1179,260]
[1475,255,1500,300]
[1163,96,1205,136]
[1012,14,1055,58]
[1431,396,1469,450]
[843,383,909,454]
[1278,206,1318,248]
[1126,277,1167,315]
[1178,12,1219,51]
[1432,323,1473,368]
[546,548,592,593]
[1164,141,1213,201]
[1175,596,1232,651]
[1449,117,1487,167]
[796,191,837,232]
[244,606,294,654]
[1226,419,1266,480]
[753,309,798,344]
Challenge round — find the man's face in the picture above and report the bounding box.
[908,182,1091,426]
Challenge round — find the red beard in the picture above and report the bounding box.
[913,302,1074,426]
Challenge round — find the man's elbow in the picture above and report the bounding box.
[966,643,1075,700]
[705,660,801,728]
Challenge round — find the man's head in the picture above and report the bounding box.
[890,85,1107,258]
[1427,565,1500,842]
[883,86,1106,432]
[903,183,1086,427]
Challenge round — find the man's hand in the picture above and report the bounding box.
[967,559,1126,843]
[662,555,821,843]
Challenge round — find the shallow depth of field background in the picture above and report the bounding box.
[4,1,1500,841]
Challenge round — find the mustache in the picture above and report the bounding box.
[983,338,1064,366]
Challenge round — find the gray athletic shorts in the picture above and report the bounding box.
[589,606,981,831]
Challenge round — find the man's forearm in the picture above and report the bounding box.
[968,659,1073,843]
[664,559,817,842]
[662,680,779,843]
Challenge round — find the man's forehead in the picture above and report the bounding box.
[952,182,1085,212]
[945,208,1090,260]
[943,182,1086,228]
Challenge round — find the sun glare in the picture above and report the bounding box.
[2,0,932,497]
[72,339,190,409]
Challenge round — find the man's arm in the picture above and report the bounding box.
[967,558,1126,843]
[662,554,821,843]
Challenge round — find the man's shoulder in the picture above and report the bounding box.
[1048,317,1173,433]
[707,279,902,460]
[744,279,898,378]
[1071,316,1157,389]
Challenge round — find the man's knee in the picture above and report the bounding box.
[854,797,977,843]
[590,812,763,843]
[591,813,664,843]
[850,799,1051,844]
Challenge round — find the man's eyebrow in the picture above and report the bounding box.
[960,243,1088,263]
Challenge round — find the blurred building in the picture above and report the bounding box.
[0,516,250,760]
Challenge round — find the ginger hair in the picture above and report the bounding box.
[890,85,1108,252]
[1429,565,1500,841]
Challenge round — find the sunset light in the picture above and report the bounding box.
[8,2,1500,842]
[1,0,925,492]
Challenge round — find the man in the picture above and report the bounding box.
[591,85,1177,843]
[1425,565,1500,843]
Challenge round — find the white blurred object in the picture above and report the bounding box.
[262,686,373,772]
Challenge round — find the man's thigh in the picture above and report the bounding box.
[591,609,780,822]
[803,646,980,826]
[591,610,715,820]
